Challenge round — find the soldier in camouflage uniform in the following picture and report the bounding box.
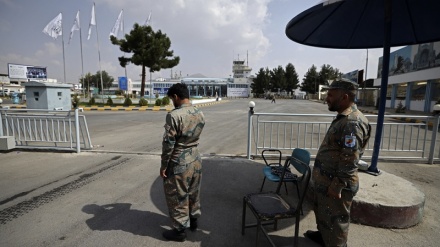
[160,83,205,242]
[305,78,371,247]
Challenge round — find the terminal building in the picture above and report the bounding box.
[374,41,440,112]
[111,58,253,98]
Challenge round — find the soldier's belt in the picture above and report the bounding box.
[315,160,335,180]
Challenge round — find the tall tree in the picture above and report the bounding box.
[301,65,319,94]
[79,72,95,95]
[270,66,286,92]
[79,71,113,94]
[251,67,271,96]
[111,23,179,96]
[95,70,114,92]
[318,64,341,88]
[285,63,299,94]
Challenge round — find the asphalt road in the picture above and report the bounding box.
[84,98,330,155]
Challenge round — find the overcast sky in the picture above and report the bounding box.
[0,0,399,84]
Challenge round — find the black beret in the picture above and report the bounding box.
[328,78,359,91]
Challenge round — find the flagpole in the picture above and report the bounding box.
[78,11,85,99]
[118,9,128,99]
[61,12,66,83]
[92,3,104,103]
[146,11,153,101]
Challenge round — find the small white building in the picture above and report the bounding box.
[24,81,72,110]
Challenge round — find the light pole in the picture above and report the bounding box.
[314,77,317,95]
[314,75,318,100]
[363,49,369,106]
[247,101,255,159]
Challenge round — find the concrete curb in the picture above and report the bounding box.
[352,170,425,228]
[2,100,227,111]
[308,168,425,229]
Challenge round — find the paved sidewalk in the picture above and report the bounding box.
[0,151,439,247]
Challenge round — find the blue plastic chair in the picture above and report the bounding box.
[260,148,311,197]
[242,149,312,247]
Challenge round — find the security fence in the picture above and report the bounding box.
[0,108,92,153]
[247,112,440,164]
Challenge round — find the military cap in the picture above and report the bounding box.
[328,78,359,91]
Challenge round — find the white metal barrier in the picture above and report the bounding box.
[247,110,440,164]
[0,108,92,153]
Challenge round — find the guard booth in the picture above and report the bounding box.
[24,81,72,110]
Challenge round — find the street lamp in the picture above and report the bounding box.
[314,77,316,94]
[247,101,255,159]
[248,101,255,114]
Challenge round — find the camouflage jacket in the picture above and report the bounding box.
[315,104,371,193]
[161,103,205,174]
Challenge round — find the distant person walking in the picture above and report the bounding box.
[271,95,276,103]
[160,83,205,242]
[305,78,371,247]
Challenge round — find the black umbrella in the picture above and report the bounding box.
[285,0,440,174]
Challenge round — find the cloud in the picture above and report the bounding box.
[100,60,119,77]
[35,42,62,57]
[0,53,38,67]
[96,0,272,77]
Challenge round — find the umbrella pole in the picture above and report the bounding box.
[369,0,392,175]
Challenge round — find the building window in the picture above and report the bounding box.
[34,92,39,97]
[386,85,392,99]
[58,92,62,97]
[396,84,406,100]
[411,81,427,101]
[430,80,440,101]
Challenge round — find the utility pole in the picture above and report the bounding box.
[364,49,369,106]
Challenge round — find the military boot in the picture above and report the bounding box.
[190,218,198,232]
[162,228,186,242]
[304,230,325,246]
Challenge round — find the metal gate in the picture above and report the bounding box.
[247,111,440,164]
[0,108,92,152]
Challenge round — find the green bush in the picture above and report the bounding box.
[139,98,148,106]
[72,94,80,108]
[162,96,170,106]
[155,98,162,106]
[123,97,132,106]
[395,101,406,113]
[106,97,114,106]
[89,97,96,105]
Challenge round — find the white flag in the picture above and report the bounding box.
[144,11,151,26]
[110,10,123,38]
[87,4,96,40]
[43,13,62,40]
[68,11,80,44]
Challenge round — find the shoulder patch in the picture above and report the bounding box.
[344,135,356,148]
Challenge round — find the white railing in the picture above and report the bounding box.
[247,111,440,164]
[0,108,92,153]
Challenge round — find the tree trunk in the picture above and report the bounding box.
[141,65,146,97]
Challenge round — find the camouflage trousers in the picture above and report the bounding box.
[312,167,355,247]
[163,159,202,231]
